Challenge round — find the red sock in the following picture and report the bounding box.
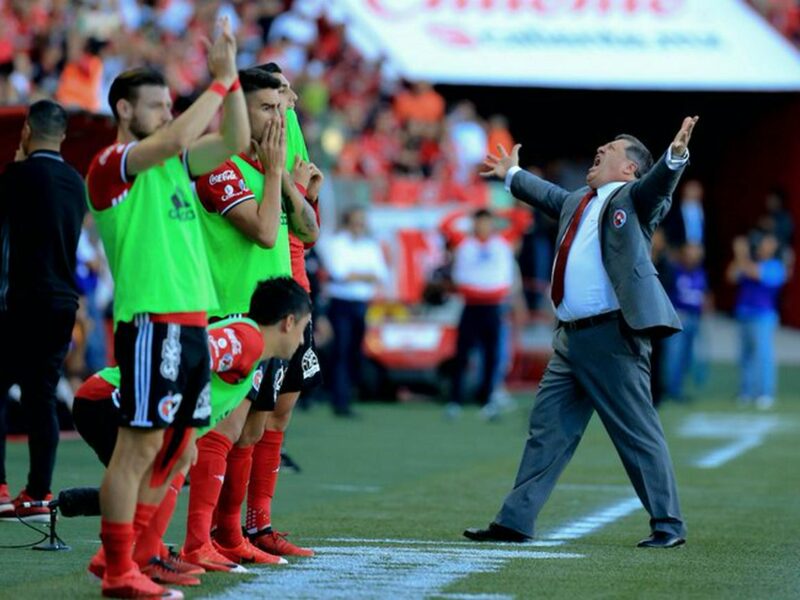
[246,430,283,534]
[100,519,136,578]
[132,503,158,541]
[215,444,254,548]
[134,472,186,566]
[184,431,233,553]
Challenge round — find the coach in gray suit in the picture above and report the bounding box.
[464,117,699,549]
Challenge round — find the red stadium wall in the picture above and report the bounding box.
[0,107,115,176]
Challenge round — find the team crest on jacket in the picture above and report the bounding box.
[612,209,627,228]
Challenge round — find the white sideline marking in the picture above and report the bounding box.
[214,414,789,599]
[694,437,765,469]
[319,483,383,493]
[680,414,781,469]
[318,537,563,548]
[542,497,642,541]
[212,544,582,600]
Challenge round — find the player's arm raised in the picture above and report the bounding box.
[225,119,285,248]
[185,18,250,177]
[283,156,320,243]
[125,17,247,178]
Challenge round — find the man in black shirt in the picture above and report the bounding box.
[0,100,86,521]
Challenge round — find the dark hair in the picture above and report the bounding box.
[474,208,493,220]
[249,277,311,325]
[615,134,653,178]
[256,62,282,74]
[26,99,67,141]
[108,68,167,120]
[239,68,282,94]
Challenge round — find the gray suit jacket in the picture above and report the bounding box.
[511,153,683,337]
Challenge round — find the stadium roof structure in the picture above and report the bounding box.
[338,0,800,91]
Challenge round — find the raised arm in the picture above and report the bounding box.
[481,144,568,219]
[282,156,321,244]
[125,18,246,177]
[225,119,285,248]
[186,19,250,177]
[629,116,698,225]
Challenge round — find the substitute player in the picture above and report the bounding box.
[74,278,311,582]
[245,62,324,558]
[85,18,249,599]
[184,66,319,566]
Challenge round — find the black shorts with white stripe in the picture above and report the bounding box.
[247,357,286,412]
[280,319,322,395]
[114,316,211,429]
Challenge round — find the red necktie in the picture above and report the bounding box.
[550,189,596,307]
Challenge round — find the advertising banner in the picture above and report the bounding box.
[338,0,800,90]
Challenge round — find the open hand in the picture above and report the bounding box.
[671,116,699,158]
[480,143,521,180]
[204,17,237,87]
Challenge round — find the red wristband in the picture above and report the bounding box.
[209,81,227,98]
[228,78,241,93]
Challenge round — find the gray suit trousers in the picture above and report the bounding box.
[495,316,685,538]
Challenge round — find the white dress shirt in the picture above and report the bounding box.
[323,231,389,302]
[505,147,689,321]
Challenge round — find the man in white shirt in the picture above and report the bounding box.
[322,207,388,417]
[446,209,515,417]
[464,116,699,549]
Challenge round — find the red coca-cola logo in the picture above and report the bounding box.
[366,0,684,20]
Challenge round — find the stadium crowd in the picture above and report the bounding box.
[0,0,510,190]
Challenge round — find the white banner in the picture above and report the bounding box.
[336,0,800,90]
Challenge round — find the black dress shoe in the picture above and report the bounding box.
[637,531,686,548]
[463,522,530,543]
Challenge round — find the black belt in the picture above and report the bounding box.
[558,310,620,332]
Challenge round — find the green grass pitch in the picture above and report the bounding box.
[0,364,798,599]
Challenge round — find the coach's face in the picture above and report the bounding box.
[247,87,283,144]
[124,85,173,140]
[586,139,638,189]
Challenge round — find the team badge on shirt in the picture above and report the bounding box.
[158,392,183,423]
[252,367,264,392]
[302,348,320,379]
[612,209,627,229]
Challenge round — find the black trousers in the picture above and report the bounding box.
[0,307,75,497]
[450,303,503,405]
[327,298,368,414]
